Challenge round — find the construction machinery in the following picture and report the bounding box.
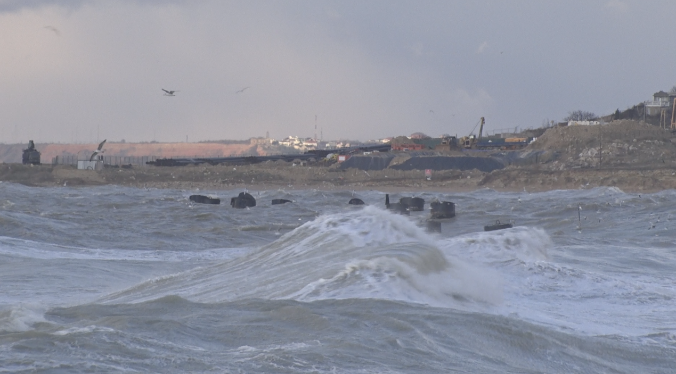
[457,117,533,150]
[433,135,459,151]
[460,117,485,149]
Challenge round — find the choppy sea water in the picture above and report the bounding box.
[0,182,675,373]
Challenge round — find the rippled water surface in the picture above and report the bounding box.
[1,183,675,373]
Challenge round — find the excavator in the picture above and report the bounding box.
[460,117,485,149]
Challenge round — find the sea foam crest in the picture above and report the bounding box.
[289,247,503,308]
[99,206,502,308]
[0,305,48,333]
[267,205,437,250]
[444,226,552,266]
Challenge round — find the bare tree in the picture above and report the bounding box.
[670,85,676,94]
[564,110,597,121]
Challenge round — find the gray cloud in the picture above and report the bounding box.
[0,0,84,12]
[1,0,675,144]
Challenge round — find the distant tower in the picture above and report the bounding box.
[266,130,269,139]
[314,115,317,141]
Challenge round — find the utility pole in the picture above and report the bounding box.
[671,99,676,131]
[598,125,602,168]
[642,103,646,122]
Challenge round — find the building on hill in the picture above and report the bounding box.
[599,89,676,128]
[279,136,300,148]
[302,138,317,151]
[646,91,674,116]
[277,136,318,152]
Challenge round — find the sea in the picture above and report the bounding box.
[0,182,675,373]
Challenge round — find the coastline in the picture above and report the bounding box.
[3,120,675,194]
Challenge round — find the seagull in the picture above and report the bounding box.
[162,89,178,96]
[89,139,106,161]
[44,26,60,36]
[235,87,250,94]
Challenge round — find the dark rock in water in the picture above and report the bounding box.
[272,199,292,205]
[484,220,513,231]
[348,198,365,205]
[400,197,424,211]
[231,192,256,208]
[426,220,441,233]
[430,201,455,219]
[385,194,409,215]
[189,194,221,204]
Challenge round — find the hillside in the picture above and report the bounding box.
[520,120,676,169]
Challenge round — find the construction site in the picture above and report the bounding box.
[2,116,676,193]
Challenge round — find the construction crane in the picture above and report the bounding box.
[478,116,485,140]
[461,117,485,148]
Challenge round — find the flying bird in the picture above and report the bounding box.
[162,89,178,96]
[89,139,106,161]
[44,25,60,36]
[235,87,250,94]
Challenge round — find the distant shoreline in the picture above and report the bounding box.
[4,120,676,195]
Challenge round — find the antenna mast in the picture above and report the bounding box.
[671,99,676,131]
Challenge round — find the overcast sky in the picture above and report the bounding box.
[2,0,675,144]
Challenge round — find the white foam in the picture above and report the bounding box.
[0,305,48,332]
[441,226,552,266]
[99,207,503,309]
[291,254,503,308]
[52,325,116,336]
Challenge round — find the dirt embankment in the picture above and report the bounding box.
[523,120,676,169]
[0,163,487,191]
[2,158,676,193]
